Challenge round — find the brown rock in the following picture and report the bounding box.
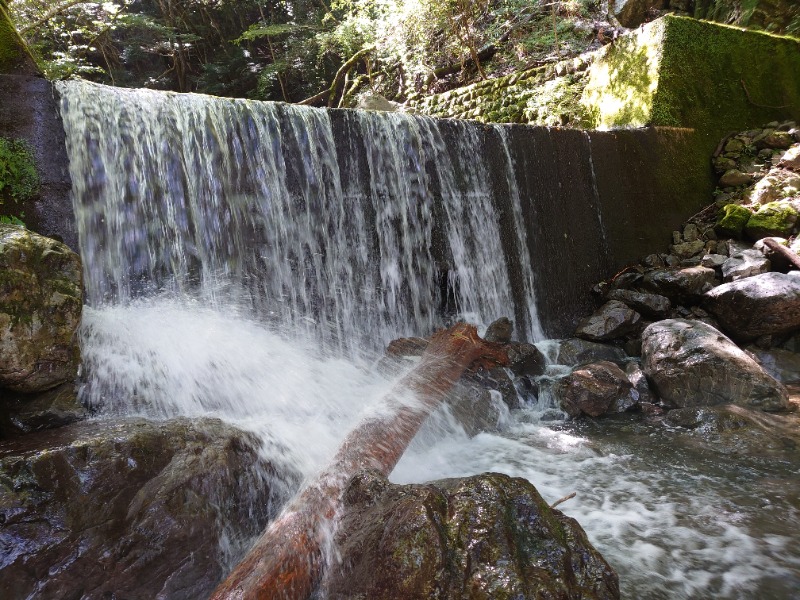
[554,361,638,417]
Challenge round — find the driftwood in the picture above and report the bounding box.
[763,237,800,271]
[210,323,508,600]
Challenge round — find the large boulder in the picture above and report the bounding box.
[606,288,671,319]
[641,266,716,303]
[0,417,298,600]
[554,361,638,417]
[549,337,628,367]
[324,470,620,600]
[747,347,800,384]
[703,272,800,340]
[612,0,665,28]
[641,319,789,411]
[575,300,641,342]
[0,225,82,392]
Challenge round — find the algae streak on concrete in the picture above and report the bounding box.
[0,4,38,75]
[582,16,800,136]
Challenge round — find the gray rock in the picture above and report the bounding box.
[575,301,641,342]
[625,361,656,404]
[0,417,298,600]
[641,319,789,411]
[0,382,86,437]
[642,267,716,303]
[719,169,753,187]
[445,379,509,436]
[612,0,664,27]
[701,253,728,269]
[721,249,771,281]
[554,361,638,417]
[550,338,627,366]
[704,272,800,340]
[484,316,513,343]
[356,92,399,112]
[778,145,800,171]
[747,347,800,383]
[683,223,700,242]
[754,237,792,271]
[507,341,546,377]
[670,239,706,259]
[326,470,620,600]
[606,289,671,319]
[0,225,82,392]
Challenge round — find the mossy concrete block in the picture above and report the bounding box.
[0,5,38,75]
[745,200,798,239]
[582,16,800,134]
[695,0,800,36]
[716,203,754,237]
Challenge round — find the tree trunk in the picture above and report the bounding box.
[210,323,508,600]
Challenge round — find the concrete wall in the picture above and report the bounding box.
[0,74,76,251]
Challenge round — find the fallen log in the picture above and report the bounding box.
[210,323,508,600]
[763,237,800,271]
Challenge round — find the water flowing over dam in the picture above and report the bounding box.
[55,80,800,599]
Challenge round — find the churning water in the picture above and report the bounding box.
[59,81,800,599]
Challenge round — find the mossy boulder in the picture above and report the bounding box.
[744,200,798,239]
[0,4,39,75]
[715,203,754,237]
[582,16,800,134]
[326,470,620,599]
[0,224,82,392]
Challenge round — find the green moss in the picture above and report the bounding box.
[0,5,39,75]
[653,16,800,137]
[582,16,800,135]
[0,137,39,206]
[744,200,798,239]
[716,203,754,237]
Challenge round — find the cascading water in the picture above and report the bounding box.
[57,80,800,599]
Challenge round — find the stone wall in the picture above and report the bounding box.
[406,53,597,127]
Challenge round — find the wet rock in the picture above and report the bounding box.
[551,338,627,366]
[606,289,671,319]
[326,470,620,600]
[468,366,519,410]
[506,341,546,377]
[715,204,752,238]
[703,272,800,340]
[744,201,798,239]
[575,300,641,342]
[747,347,800,383]
[484,316,513,343]
[625,361,656,404]
[554,361,638,417]
[663,404,800,456]
[0,417,297,600]
[721,249,771,281]
[0,225,82,392]
[386,336,429,356]
[0,382,86,437]
[445,379,509,436]
[641,266,716,303]
[641,319,789,412]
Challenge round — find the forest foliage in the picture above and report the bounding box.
[6,0,608,103]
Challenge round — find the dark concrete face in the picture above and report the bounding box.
[0,74,76,251]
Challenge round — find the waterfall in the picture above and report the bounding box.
[57,80,542,351]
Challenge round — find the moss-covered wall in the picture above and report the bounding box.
[406,53,596,126]
[695,0,800,36]
[0,5,39,75]
[582,16,800,135]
